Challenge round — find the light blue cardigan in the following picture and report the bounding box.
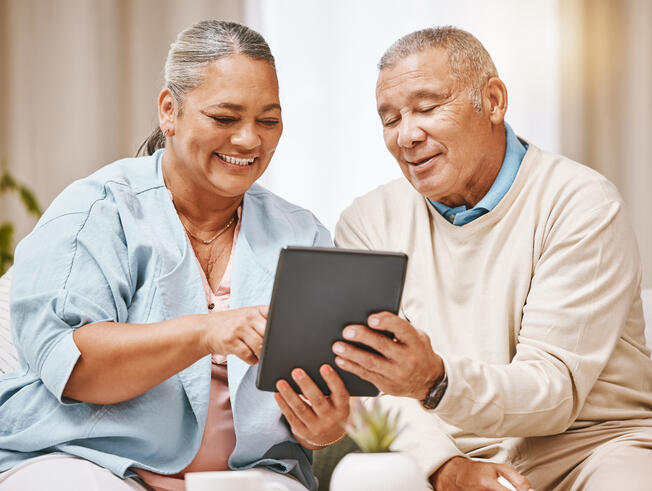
[0,150,331,490]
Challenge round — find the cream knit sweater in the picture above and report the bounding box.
[334,142,652,476]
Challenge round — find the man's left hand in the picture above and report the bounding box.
[332,312,444,400]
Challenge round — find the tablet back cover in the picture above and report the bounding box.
[256,246,407,396]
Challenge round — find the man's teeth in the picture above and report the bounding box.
[217,153,255,166]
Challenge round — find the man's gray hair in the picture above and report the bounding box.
[138,20,275,156]
[378,26,498,111]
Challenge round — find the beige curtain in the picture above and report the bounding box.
[561,0,652,287]
[0,0,243,247]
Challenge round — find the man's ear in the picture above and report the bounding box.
[483,77,508,125]
[158,88,176,136]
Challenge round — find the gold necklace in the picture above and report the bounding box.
[180,214,236,245]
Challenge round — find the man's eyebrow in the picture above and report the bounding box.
[412,89,449,100]
[204,102,281,112]
[377,89,450,116]
[377,103,393,116]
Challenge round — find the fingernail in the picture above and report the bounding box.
[333,343,344,354]
[321,364,333,375]
[292,369,304,380]
[368,316,379,327]
[276,380,287,390]
[334,357,345,367]
[342,328,355,340]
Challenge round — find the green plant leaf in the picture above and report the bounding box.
[0,222,14,252]
[0,222,15,276]
[345,398,403,453]
[0,164,43,273]
[0,171,17,192]
[18,186,43,216]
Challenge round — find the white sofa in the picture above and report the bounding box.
[1,267,651,375]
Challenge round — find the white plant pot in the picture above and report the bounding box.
[329,452,428,491]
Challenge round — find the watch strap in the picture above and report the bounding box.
[421,372,448,410]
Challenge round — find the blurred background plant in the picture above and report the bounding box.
[346,398,404,453]
[0,159,42,275]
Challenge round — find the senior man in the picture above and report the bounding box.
[333,27,652,491]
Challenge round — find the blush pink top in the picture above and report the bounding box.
[135,208,242,491]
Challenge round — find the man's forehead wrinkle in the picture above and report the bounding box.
[377,67,429,93]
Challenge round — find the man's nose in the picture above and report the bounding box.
[230,122,261,150]
[396,115,426,148]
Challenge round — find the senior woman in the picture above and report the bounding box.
[0,20,350,491]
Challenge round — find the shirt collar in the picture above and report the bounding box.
[428,122,527,218]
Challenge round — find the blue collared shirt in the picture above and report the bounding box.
[429,123,527,225]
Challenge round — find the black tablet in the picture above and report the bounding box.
[256,246,408,397]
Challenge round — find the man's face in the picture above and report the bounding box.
[376,48,494,206]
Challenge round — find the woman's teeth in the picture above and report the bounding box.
[217,153,255,166]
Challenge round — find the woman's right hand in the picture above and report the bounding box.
[203,305,269,364]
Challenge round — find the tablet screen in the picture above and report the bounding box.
[256,246,407,396]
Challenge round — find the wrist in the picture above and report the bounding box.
[195,314,214,358]
[421,367,448,410]
[431,456,465,489]
[295,430,347,450]
[418,354,445,401]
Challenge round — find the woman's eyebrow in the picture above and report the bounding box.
[205,102,244,111]
[261,103,281,112]
[203,102,281,112]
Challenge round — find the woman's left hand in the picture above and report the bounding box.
[275,364,350,449]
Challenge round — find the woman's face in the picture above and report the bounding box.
[161,54,282,200]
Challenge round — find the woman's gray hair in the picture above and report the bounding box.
[378,26,498,111]
[137,20,275,156]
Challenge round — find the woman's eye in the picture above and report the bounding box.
[259,119,280,127]
[211,116,236,125]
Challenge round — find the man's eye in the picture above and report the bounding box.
[419,105,437,113]
[383,118,399,127]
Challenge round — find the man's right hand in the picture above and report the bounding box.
[432,457,533,491]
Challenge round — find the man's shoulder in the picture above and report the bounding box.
[344,178,421,216]
[524,144,624,211]
[335,178,424,249]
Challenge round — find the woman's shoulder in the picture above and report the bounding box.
[243,183,331,245]
[37,153,163,228]
[245,183,323,225]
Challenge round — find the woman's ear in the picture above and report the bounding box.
[483,77,508,125]
[158,88,176,136]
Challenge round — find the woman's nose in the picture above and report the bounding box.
[230,123,261,149]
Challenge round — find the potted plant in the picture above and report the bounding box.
[330,398,428,491]
[0,160,42,275]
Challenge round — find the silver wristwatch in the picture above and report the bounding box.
[421,372,448,409]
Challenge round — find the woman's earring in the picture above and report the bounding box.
[163,128,170,137]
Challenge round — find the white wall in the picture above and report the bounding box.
[245,0,561,232]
